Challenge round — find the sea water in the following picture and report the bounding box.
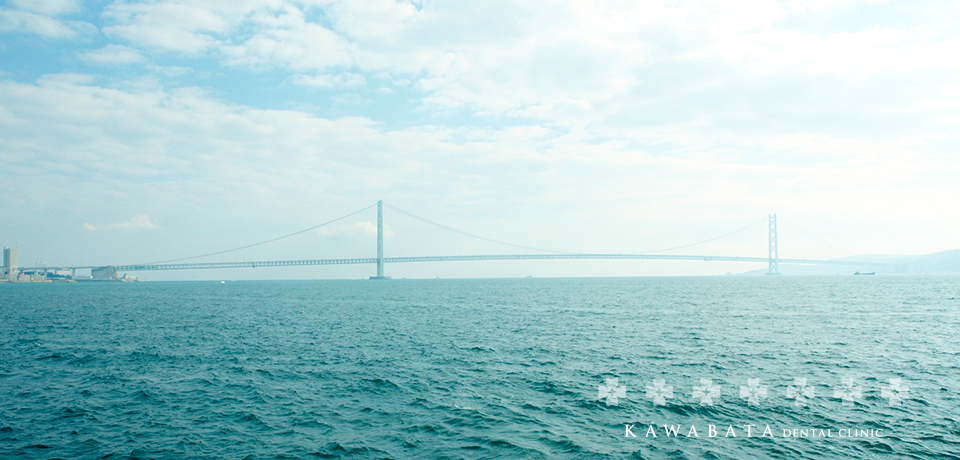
[1,276,959,459]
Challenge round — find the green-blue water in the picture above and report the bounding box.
[2,276,959,458]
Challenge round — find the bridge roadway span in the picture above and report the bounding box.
[104,254,896,272]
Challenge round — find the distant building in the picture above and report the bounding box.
[3,247,17,281]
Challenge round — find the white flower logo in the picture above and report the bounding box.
[880,378,909,406]
[834,377,862,406]
[598,378,627,406]
[692,378,721,406]
[786,378,815,407]
[645,378,673,406]
[739,378,767,406]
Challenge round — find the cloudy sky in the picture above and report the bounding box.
[2,0,959,279]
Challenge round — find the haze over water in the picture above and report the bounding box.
[2,276,958,459]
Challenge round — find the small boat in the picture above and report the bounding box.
[854,272,875,275]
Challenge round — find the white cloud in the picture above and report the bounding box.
[83,215,158,231]
[102,1,239,54]
[689,25,960,79]
[145,64,193,77]
[220,9,355,70]
[83,45,147,65]
[8,0,81,16]
[293,72,366,87]
[0,0,90,38]
[0,9,76,37]
[86,0,960,126]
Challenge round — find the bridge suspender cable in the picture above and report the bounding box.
[386,203,765,256]
[146,203,378,264]
[635,219,766,254]
[383,203,574,254]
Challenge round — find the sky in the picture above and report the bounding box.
[1,0,959,280]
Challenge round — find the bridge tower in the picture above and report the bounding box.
[767,214,780,275]
[370,200,390,279]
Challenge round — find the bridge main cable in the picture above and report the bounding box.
[144,203,378,265]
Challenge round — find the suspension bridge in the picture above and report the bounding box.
[16,200,901,280]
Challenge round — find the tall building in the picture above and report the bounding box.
[3,247,17,281]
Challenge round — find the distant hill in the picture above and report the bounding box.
[739,249,960,275]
